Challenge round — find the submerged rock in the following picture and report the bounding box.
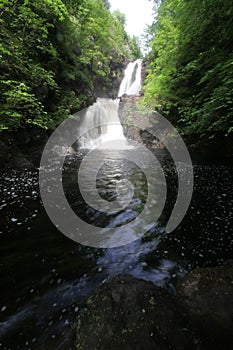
[76,275,194,350]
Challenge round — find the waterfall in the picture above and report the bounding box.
[118,59,142,97]
[79,59,142,149]
[79,98,127,149]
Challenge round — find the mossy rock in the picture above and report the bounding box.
[177,263,233,349]
[76,275,195,350]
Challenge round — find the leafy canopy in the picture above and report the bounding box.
[0,0,142,131]
[143,0,233,139]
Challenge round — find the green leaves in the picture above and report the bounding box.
[1,80,47,130]
[143,0,233,139]
[0,0,139,132]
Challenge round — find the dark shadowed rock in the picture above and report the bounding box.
[0,133,32,170]
[0,127,48,170]
[76,275,195,350]
[177,264,233,349]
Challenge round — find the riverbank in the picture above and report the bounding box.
[1,95,232,172]
[119,95,233,163]
[0,60,128,171]
[76,262,233,349]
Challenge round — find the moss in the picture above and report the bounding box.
[149,296,156,306]
[75,275,195,349]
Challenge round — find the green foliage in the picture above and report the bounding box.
[1,80,48,130]
[143,0,233,139]
[128,36,143,60]
[111,10,142,61]
[0,0,139,131]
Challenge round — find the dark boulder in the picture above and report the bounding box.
[0,133,32,170]
[177,264,233,349]
[76,275,195,350]
[0,127,48,170]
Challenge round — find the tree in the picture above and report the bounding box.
[128,36,143,59]
[0,0,139,131]
[143,0,233,139]
[102,0,110,9]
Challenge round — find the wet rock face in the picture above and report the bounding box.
[76,275,194,350]
[177,264,233,348]
[118,97,165,149]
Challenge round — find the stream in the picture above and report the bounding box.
[0,153,232,349]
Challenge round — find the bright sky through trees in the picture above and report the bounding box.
[109,0,154,38]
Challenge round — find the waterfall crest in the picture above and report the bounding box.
[79,59,142,149]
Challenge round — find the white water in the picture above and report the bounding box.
[118,59,142,97]
[79,98,127,149]
[79,59,142,149]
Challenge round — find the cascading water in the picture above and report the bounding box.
[79,98,127,149]
[79,59,142,149]
[118,58,142,97]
